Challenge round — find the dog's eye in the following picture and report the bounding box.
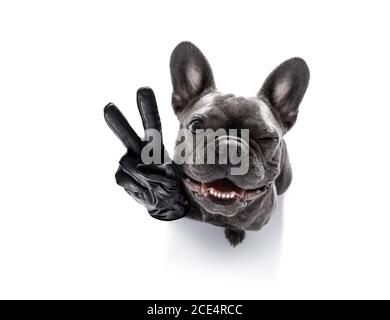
[259,137,278,145]
[261,137,276,143]
[189,119,204,133]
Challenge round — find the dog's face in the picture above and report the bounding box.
[170,42,309,217]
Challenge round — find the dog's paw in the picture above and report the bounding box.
[224,228,246,247]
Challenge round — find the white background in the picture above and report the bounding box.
[0,0,389,299]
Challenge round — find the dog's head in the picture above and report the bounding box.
[170,42,309,217]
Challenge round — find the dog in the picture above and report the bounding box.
[169,42,310,246]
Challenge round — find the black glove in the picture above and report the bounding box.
[104,87,189,221]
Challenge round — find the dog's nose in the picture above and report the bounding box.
[214,135,249,167]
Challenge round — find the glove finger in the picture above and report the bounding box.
[137,87,172,164]
[119,152,150,187]
[119,152,140,170]
[136,87,162,135]
[104,103,142,154]
[117,167,155,207]
[136,164,178,185]
[115,167,144,193]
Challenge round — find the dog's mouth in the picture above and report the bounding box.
[183,174,270,207]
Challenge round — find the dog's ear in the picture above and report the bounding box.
[170,41,215,114]
[259,57,310,133]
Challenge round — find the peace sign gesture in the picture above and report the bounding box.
[104,87,189,221]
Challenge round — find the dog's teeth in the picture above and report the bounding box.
[209,190,239,199]
[209,191,238,199]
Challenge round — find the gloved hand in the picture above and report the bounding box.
[104,87,189,221]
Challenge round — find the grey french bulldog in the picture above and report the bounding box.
[170,42,310,246]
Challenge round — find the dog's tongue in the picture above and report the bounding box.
[203,178,243,193]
